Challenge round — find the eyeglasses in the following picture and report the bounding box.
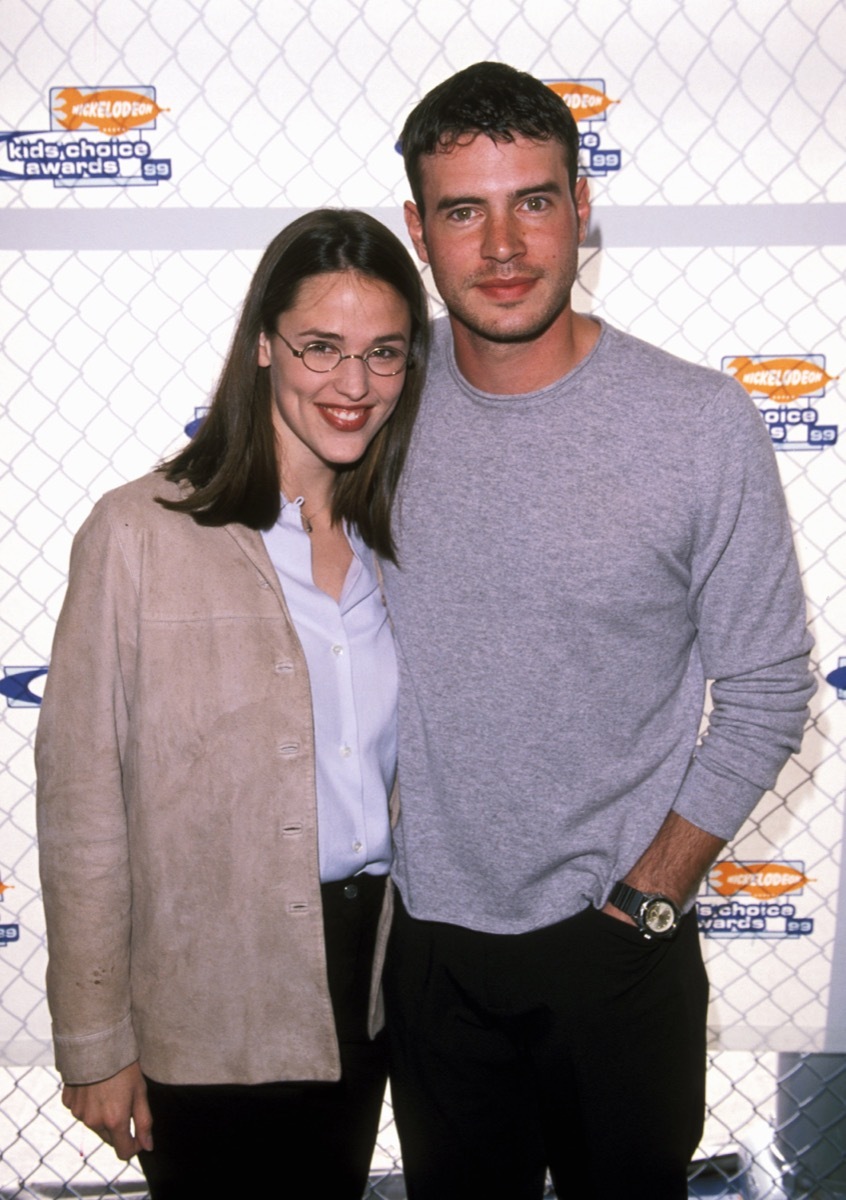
[273,332,411,377]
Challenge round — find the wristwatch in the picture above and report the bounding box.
[608,881,681,940]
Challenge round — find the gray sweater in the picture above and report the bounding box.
[383,318,815,934]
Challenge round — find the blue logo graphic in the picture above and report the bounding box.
[0,925,20,947]
[184,406,210,439]
[0,666,48,707]
[827,659,846,698]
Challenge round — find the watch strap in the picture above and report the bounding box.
[608,881,648,920]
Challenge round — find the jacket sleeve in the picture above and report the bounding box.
[671,379,816,840]
[35,495,140,1084]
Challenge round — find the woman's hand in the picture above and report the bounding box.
[62,1060,153,1161]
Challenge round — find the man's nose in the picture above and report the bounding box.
[481,210,525,262]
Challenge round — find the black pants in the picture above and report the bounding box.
[138,874,388,1199]
[384,892,708,1200]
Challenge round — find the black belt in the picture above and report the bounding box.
[321,873,387,903]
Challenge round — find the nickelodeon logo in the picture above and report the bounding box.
[53,87,168,137]
[726,356,838,403]
[708,862,814,900]
[545,79,622,177]
[546,81,619,121]
[723,352,839,449]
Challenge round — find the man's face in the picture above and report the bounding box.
[405,133,590,347]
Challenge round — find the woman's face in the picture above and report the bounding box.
[257,270,412,483]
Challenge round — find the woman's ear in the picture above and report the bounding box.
[257,330,272,368]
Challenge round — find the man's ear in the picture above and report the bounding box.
[404,200,430,264]
[574,177,591,245]
[257,330,272,368]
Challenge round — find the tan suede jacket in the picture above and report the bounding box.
[35,473,393,1086]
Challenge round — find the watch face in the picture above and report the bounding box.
[643,899,677,935]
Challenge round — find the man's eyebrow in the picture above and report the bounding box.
[514,180,563,199]
[435,193,484,213]
[434,180,564,213]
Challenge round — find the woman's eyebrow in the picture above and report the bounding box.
[295,327,409,343]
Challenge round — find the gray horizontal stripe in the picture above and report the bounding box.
[0,207,408,251]
[584,203,846,248]
[1,204,844,251]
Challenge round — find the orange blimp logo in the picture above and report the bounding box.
[726,356,838,404]
[708,862,814,900]
[53,87,168,137]
[546,81,619,121]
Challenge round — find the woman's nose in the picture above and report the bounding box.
[333,354,370,401]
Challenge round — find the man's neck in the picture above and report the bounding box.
[451,311,601,395]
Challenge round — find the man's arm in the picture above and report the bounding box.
[603,811,724,923]
[669,380,815,841]
[607,381,814,927]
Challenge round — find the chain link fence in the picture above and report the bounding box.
[2,0,845,1196]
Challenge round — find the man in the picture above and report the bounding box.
[381,62,815,1200]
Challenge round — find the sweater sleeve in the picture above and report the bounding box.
[35,496,140,1084]
[671,379,815,840]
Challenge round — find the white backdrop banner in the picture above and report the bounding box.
[1,0,845,1067]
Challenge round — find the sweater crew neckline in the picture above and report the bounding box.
[444,316,607,408]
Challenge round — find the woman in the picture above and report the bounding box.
[35,210,428,1198]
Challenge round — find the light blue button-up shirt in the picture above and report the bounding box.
[261,496,396,882]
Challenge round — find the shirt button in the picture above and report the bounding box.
[332,644,344,656]
[352,841,363,853]
[340,745,352,758]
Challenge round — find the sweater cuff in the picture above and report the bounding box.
[672,756,765,842]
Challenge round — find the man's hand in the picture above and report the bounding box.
[62,1060,153,1161]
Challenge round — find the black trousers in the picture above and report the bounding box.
[138,874,388,1199]
[384,891,708,1200]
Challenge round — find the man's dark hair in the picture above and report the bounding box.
[157,209,429,563]
[400,62,580,214]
